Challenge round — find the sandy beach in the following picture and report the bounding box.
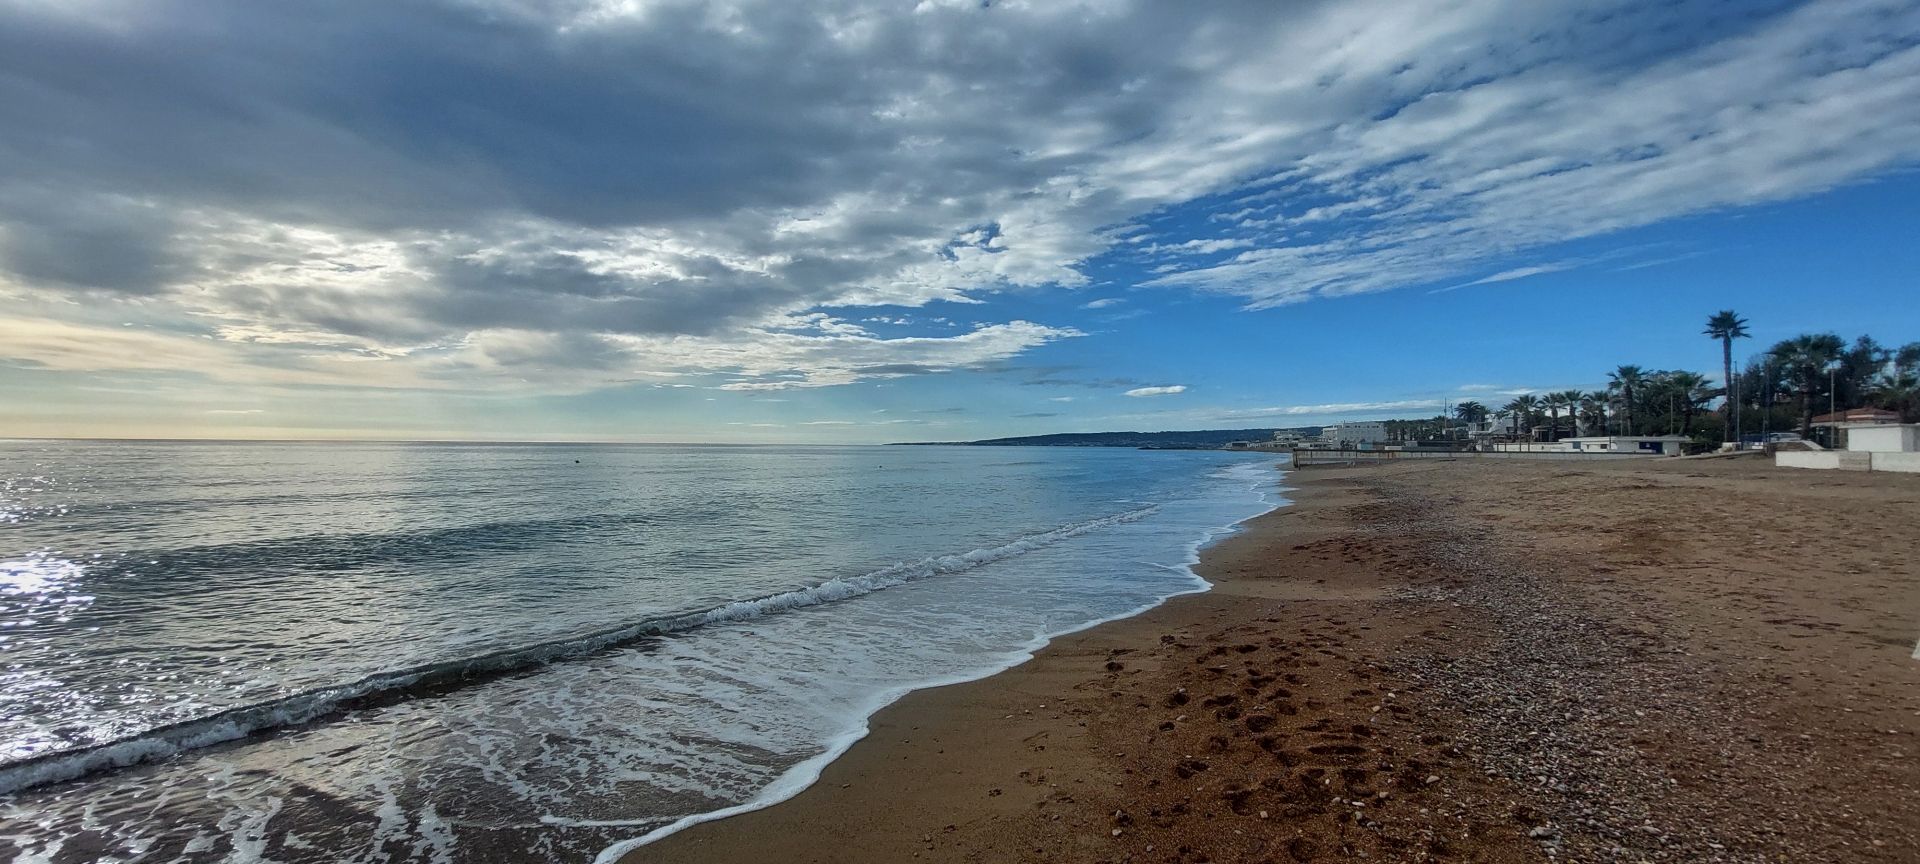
[624,456,1920,863]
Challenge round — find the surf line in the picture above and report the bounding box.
[0,504,1164,796]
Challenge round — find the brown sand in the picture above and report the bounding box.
[624,457,1920,863]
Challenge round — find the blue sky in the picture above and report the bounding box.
[2,0,1918,442]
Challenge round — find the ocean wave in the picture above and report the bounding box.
[0,504,1159,797]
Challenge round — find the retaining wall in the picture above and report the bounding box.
[1871,452,1920,474]
[1293,449,1650,466]
[1771,450,1920,473]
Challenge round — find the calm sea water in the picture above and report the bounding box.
[0,441,1283,863]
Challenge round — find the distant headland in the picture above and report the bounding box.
[888,428,1319,449]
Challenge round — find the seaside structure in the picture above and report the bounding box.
[1562,436,1691,455]
[1775,419,1920,473]
[1321,421,1388,449]
[1809,407,1902,449]
[1847,423,1920,454]
[1489,435,1690,456]
[1466,415,1527,447]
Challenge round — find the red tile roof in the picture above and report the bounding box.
[1810,407,1900,424]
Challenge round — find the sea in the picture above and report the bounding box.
[0,440,1285,863]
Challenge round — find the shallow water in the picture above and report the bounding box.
[0,441,1282,862]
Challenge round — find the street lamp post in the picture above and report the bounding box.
[1732,364,1742,448]
[1762,353,1778,443]
[1828,364,1839,448]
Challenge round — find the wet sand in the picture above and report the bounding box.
[622,457,1920,863]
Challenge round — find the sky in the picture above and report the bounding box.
[2,0,1918,443]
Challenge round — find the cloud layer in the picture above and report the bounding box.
[3,0,1918,393]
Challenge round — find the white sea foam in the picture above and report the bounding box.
[2,444,1288,864]
[593,460,1290,863]
[0,505,1162,797]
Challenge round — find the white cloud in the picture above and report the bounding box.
[1237,400,1447,416]
[1080,297,1125,309]
[1142,0,1920,306]
[1430,261,1585,294]
[0,317,434,388]
[1124,385,1187,398]
[1137,237,1256,256]
[2,0,1917,401]
[0,313,1080,395]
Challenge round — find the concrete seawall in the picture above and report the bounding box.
[1777,450,1920,473]
[1291,449,1653,467]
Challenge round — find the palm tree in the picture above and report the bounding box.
[1895,342,1920,381]
[1555,389,1586,437]
[1503,394,1542,439]
[1453,401,1489,425]
[1772,334,1846,437]
[1579,391,1609,436]
[1542,392,1569,441]
[1703,311,1750,443]
[1868,343,1920,422]
[1665,371,1712,436]
[1608,365,1647,435]
[1877,377,1920,423]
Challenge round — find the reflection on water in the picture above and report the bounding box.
[2,555,95,763]
[0,442,1281,862]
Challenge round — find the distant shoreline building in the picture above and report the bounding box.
[1810,408,1902,449]
[1466,414,1526,448]
[1321,421,1388,450]
[1489,435,1690,456]
[1776,418,1919,474]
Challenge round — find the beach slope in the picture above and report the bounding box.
[624,458,1920,863]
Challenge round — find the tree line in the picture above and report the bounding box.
[1444,311,1919,444]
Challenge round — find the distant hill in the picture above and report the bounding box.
[891,427,1320,449]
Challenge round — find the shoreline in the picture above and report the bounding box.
[616,462,1427,863]
[597,457,1295,862]
[623,458,1920,863]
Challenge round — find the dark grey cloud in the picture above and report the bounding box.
[0,1,881,230]
[0,191,190,294]
[418,253,813,337]
[2,0,1915,391]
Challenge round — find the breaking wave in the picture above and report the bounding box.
[0,504,1159,796]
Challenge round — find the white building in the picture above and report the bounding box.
[1321,421,1388,449]
[1467,414,1526,445]
[1563,436,1691,456]
[1845,423,1920,453]
[1810,408,1901,449]
[1489,435,1688,456]
[1774,422,1919,473]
